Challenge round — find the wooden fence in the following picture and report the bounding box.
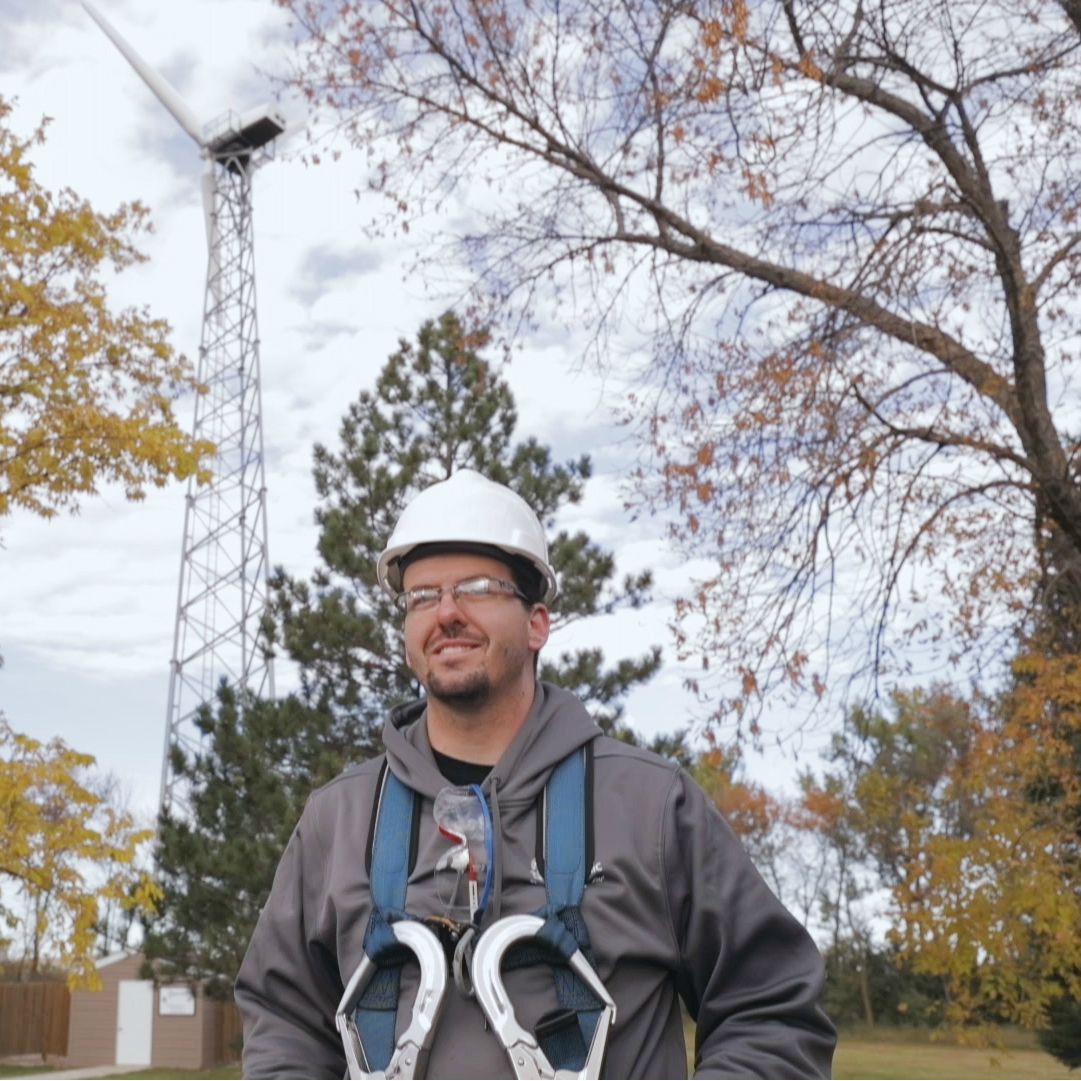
[208,999,243,1065]
[0,982,70,1058]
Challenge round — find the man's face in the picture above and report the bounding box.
[401,551,549,708]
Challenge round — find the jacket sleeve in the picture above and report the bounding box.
[234,795,346,1080]
[662,769,836,1079]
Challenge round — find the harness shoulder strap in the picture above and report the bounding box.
[539,740,602,1073]
[543,741,593,904]
[356,762,418,1073]
[368,763,416,909]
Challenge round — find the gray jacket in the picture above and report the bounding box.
[235,683,836,1078]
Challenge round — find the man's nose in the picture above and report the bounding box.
[435,586,467,623]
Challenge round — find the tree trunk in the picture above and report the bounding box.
[859,944,875,1029]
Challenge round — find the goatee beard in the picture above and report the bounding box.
[428,670,492,708]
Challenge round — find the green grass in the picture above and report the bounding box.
[5,1030,1069,1080]
[678,1019,1074,1079]
[834,1038,1073,1079]
[96,1042,1078,1081]
[0,1069,239,1081]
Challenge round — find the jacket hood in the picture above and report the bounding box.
[381,681,601,801]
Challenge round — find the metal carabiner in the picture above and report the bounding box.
[470,914,617,1080]
[336,920,449,1080]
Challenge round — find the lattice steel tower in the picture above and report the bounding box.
[84,2,284,816]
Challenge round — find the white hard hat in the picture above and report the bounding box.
[377,469,559,603]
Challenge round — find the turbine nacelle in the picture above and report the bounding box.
[206,105,287,160]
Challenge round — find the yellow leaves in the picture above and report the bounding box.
[131,871,165,915]
[0,95,213,523]
[0,718,159,988]
[819,676,1081,1030]
[897,798,1081,1027]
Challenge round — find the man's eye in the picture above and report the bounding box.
[458,579,489,596]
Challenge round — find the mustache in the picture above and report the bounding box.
[428,633,485,652]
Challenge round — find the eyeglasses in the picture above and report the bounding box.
[396,575,530,615]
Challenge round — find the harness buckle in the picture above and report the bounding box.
[336,921,448,1079]
[470,914,617,1080]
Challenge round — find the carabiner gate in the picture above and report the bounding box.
[336,920,448,1080]
[469,913,617,1080]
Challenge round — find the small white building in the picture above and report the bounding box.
[66,952,240,1071]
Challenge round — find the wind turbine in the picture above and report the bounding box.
[83,2,283,818]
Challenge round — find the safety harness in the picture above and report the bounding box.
[355,742,602,1074]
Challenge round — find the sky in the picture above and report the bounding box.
[0,0,810,823]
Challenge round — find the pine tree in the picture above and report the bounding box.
[1041,996,1081,1070]
[265,311,661,750]
[142,687,339,997]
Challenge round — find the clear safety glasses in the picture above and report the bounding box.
[396,575,529,615]
[433,783,494,924]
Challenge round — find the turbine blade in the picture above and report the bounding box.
[82,0,205,147]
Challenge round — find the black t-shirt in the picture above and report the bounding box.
[432,748,492,787]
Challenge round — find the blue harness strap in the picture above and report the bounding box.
[355,765,416,1072]
[537,743,603,1072]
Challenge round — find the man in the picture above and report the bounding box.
[236,469,836,1078]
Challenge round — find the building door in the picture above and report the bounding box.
[115,980,154,1065]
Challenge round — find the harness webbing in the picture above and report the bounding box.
[536,744,603,1071]
[356,765,416,1072]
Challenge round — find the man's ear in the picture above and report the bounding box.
[527,604,550,653]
